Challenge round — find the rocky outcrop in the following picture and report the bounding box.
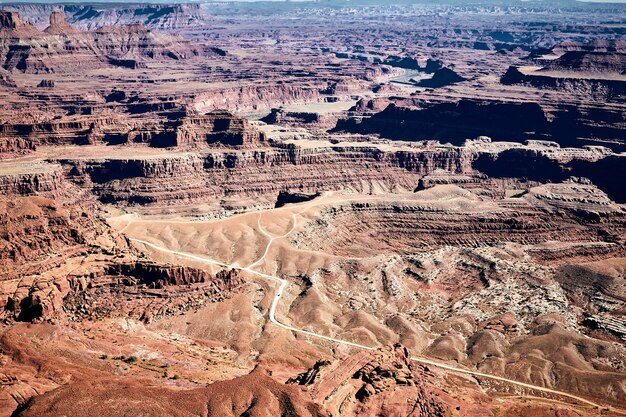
[91,23,193,60]
[383,56,443,73]
[191,83,325,114]
[337,98,626,151]
[417,67,466,88]
[582,315,626,341]
[43,11,78,35]
[501,66,626,99]
[0,195,126,281]
[289,345,446,417]
[0,189,245,323]
[1,11,198,74]
[550,39,626,55]
[502,43,626,98]
[59,145,472,208]
[555,262,626,341]
[105,261,240,288]
[39,138,626,215]
[36,79,54,88]
[0,10,41,37]
[350,97,390,114]
[149,111,267,148]
[261,108,341,130]
[62,265,244,323]
[0,191,133,322]
[6,3,212,32]
[0,110,249,152]
[293,183,626,256]
[542,51,626,74]
[474,149,626,203]
[0,116,121,150]
[0,162,63,195]
[15,367,327,417]
[275,190,321,208]
[0,68,16,88]
[336,100,551,145]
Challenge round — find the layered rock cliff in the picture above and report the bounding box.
[0,111,265,153]
[292,182,626,258]
[58,145,472,208]
[335,98,626,151]
[501,66,626,99]
[149,111,267,148]
[542,51,626,74]
[0,11,199,74]
[0,191,245,323]
[4,4,212,32]
[0,10,41,37]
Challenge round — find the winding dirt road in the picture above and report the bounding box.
[125,198,626,415]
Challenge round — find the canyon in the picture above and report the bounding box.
[0,2,625,416]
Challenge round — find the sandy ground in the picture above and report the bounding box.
[107,189,626,415]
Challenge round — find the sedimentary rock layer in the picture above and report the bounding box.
[336,98,626,150]
[0,11,198,74]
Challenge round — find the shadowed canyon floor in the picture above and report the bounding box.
[0,1,625,416]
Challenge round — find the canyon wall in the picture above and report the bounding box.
[58,145,471,208]
[336,99,626,151]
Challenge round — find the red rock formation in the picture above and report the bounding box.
[0,11,41,38]
[337,98,626,151]
[0,68,16,88]
[150,110,267,148]
[350,97,392,114]
[60,145,471,208]
[0,162,63,195]
[0,11,197,74]
[13,367,328,417]
[0,116,131,151]
[0,195,120,278]
[43,11,78,35]
[105,261,241,288]
[261,108,342,130]
[0,111,267,154]
[293,183,626,258]
[191,83,325,114]
[0,3,624,415]
[6,3,212,32]
[289,345,446,416]
[36,79,54,88]
[0,190,245,323]
[417,67,467,88]
[542,51,626,74]
[0,192,128,320]
[501,65,626,98]
[551,39,626,55]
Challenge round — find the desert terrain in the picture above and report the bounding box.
[0,1,625,416]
